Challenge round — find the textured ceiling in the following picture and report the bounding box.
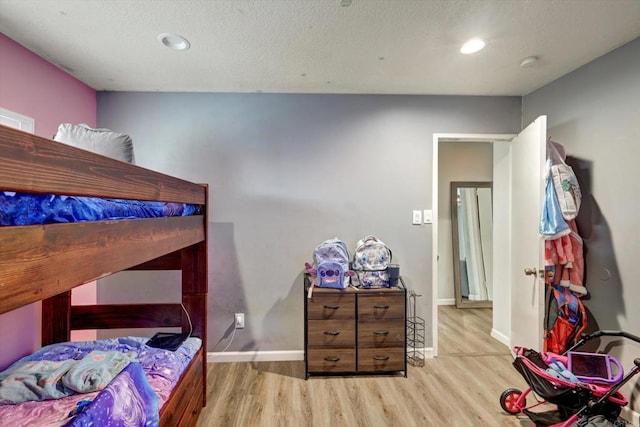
[0,0,639,95]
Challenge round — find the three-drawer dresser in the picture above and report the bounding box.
[304,274,407,378]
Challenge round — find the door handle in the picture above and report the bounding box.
[524,267,544,278]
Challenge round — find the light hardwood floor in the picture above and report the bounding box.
[197,306,534,426]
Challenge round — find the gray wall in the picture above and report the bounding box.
[523,38,640,409]
[96,93,520,352]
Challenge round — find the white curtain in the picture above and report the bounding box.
[458,188,492,301]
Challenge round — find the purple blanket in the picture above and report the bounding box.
[63,362,158,427]
[0,337,201,426]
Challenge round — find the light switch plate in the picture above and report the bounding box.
[423,209,433,224]
[412,210,422,225]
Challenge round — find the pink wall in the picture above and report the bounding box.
[0,33,96,369]
[0,33,96,136]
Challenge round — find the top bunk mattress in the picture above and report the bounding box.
[0,192,201,226]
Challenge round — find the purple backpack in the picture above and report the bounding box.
[313,238,350,289]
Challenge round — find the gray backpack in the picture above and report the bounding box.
[352,235,392,288]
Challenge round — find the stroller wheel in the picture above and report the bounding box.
[500,388,523,414]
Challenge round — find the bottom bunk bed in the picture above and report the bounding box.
[0,337,204,426]
[0,245,208,427]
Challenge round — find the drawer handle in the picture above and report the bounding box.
[373,355,390,361]
[373,330,389,335]
[373,304,390,309]
[323,331,340,336]
[324,356,341,362]
[323,304,340,309]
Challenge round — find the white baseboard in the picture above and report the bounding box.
[406,346,436,359]
[437,298,456,306]
[490,328,510,348]
[208,350,304,363]
[620,406,640,427]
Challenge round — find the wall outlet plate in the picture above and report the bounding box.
[235,313,245,329]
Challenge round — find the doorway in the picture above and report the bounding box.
[432,117,548,357]
[431,133,514,358]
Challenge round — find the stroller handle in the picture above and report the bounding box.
[635,358,640,368]
[568,330,640,352]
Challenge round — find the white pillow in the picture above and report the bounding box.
[54,123,135,164]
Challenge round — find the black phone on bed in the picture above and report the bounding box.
[146,332,189,351]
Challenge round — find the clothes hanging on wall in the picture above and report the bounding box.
[545,219,586,296]
[541,140,587,296]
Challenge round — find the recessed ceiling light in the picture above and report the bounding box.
[157,33,191,51]
[460,38,485,54]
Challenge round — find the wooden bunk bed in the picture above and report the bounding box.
[0,124,208,426]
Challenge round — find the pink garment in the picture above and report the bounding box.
[544,220,586,296]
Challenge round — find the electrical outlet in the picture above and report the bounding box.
[234,313,245,329]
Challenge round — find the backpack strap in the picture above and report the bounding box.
[307,282,314,299]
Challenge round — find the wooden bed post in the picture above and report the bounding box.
[182,242,208,339]
[42,291,71,345]
[182,184,208,408]
[182,239,208,407]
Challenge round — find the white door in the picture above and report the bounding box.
[510,116,547,350]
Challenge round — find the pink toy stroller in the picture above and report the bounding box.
[500,331,640,426]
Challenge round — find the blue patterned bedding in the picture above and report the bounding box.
[0,192,201,226]
[0,337,202,426]
[0,351,138,404]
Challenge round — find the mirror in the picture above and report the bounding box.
[451,182,493,308]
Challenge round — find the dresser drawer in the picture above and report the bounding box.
[307,319,355,347]
[358,293,405,320]
[304,276,406,378]
[357,347,405,372]
[307,349,356,372]
[307,293,355,320]
[357,319,405,347]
